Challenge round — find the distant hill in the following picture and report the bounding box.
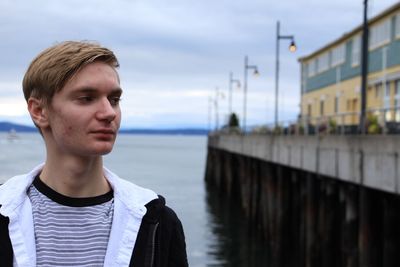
[0,122,38,132]
[119,128,208,135]
[0,121,208,135]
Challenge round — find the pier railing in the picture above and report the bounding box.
[216,107,400,136]
[208,133,400,194]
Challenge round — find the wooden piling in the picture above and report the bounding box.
[204,147,400,267]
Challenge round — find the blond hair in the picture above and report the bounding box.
[23,41,119,105]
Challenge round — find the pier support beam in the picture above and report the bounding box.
[205,147,400,267]
[383,195,400,267]
[358,188,382,267]
[342,185,359,267]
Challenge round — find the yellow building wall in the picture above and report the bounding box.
[301,64,400,126]
[301,76,361,125]
[300,4,400,127]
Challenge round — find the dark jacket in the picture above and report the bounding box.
[0,196,188,267]
[131,196,188,267]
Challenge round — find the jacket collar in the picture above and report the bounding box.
[0,164,158,217]
[103,167,158,214]
[0,163,44,217]
[0,163,159,267]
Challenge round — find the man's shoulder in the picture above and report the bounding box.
[0,173,35,219]
[104,169,158,209]
[144,195,183,230]
[0,164,43,202]
[0,174,29,201]
[113,176,158,198]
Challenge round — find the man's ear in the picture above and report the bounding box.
[27,97,49,128]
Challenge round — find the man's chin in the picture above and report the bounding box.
[97,147,114,155]
[99,149,113,156]
[88,144,115,156]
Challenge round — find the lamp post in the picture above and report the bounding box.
[214,86,225,130]
[208,95,213,132]
[359,0,369,134]
[243,55,259,132]
[229,71,241,115]
[275,21,296,128]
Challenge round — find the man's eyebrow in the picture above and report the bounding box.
[71,87,123,95]
[111,88,123,95]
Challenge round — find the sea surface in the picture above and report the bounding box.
[0,133,268,266]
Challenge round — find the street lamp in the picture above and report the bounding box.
[214,86,225,130]
[208,95,213,132]
[243,55,259,132]
[359,0,369,134]
[229,71,241,115]
[275,20,296,128]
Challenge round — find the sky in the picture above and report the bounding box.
[0,0,399,129]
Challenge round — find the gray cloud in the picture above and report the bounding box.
[0,0,398,128]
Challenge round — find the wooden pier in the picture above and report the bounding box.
[205,134,400,267]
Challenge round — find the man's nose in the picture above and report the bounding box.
[96,98,117,122]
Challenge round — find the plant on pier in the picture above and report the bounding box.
[328,118,337,134]
[228,113,239,127]
[366,113,381,134]
[225,112,241,134]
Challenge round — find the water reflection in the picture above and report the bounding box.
[205,184,270,267]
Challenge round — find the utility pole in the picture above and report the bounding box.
[208,96,213,132]
[360,0,369,134]
[243,55,259,132]
[275,21,296,128]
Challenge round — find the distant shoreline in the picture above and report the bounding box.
[0,121,209,136]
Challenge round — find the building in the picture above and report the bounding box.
[299,2,400,133]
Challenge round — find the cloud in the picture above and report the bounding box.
[0,0,398,128]
[0,98,27,116]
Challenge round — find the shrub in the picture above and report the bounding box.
[328,118,337,134]
[228,113,240,128]
[366,114,381,134]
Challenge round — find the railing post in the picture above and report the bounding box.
[341,113,345,135]
[383,108,387,135]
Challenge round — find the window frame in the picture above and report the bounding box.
[308,59,317,77]
[351,35,361,67]
[317,52,330,73]
[369,19,391,50]
[396,13,400,39]
[395,80,400,121]
[331,44,346,67]
[320,100,325,116]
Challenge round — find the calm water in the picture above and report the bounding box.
[0,133,268,266]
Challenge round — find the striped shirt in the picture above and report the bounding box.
[27,176,114,267]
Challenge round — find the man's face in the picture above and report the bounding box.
[45,61,122,157]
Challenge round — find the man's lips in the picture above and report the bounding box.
[91,129,116,134]
[90,129,116,138]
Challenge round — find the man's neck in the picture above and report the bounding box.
[40,155,111,198]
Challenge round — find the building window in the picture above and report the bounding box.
[369,19,391,50]
[384,82,391,121]
[396,13,400,39]
[395,80,400,106]
[385,82,391,97]
[331,44,345,67]
[308,60,316,77]
[395,80,400,121]
[307,104,312,117]
[352,36,361,66]
[334,95,339,113]
[375,83,382,98]
[317,52,329,73]
[320,100,325,116]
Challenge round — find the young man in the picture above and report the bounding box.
[0,41,188,267]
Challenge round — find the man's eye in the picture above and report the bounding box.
[109,97,121,106]
[78,96,94,103]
